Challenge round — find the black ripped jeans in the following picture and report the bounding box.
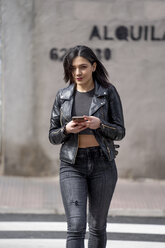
[60,146,118,248]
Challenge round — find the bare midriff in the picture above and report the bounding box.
[78,134,99,148]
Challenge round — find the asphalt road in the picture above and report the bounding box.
[0,214,165,248]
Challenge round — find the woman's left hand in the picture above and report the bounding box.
[83,115,101,130]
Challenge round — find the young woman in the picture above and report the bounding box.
[49,45,125,248]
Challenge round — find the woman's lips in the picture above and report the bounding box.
[76,77,83,81]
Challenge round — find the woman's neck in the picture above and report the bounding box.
[76,81,94,92]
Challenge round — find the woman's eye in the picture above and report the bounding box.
[71,65,87,71]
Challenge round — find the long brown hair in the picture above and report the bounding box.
[63,45,110,88]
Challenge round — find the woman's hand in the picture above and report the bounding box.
[65,120,87,134]
[83,115,101,130]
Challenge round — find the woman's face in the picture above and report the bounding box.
[71,56,96,87]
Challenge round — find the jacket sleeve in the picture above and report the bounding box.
[49,90,70,145]
[97,85,125,141]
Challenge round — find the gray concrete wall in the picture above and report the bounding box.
[1,0,165,178]
[1,0,52,176]
[0,0,3,174]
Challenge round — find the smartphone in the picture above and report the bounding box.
[72,116,86,122]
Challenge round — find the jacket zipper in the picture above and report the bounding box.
[60,110,63,126]
[52,128,63,134]
[106,146,111,160]
[60,110,70,125]
[102,136,111,160]
[102,123,116,130]
[73,134,79,164]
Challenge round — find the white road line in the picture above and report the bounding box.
[0,222,165,235]
[0,239,164,248]
[0,222,67,232]
[107,223,165,235]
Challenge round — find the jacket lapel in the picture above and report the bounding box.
[89,96,106,116]
[60,84,75,122]
[89,81,107,116]
[60,98,74,122]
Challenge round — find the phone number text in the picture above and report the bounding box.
[50,48,112,62]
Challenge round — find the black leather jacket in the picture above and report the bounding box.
[49,81,125,164]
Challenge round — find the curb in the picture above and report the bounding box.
[0,207,165,217]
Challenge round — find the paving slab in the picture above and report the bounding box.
[0,176,165,216]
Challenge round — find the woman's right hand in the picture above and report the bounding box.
[65,120,87,134]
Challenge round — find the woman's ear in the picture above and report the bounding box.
[92,62,97,72]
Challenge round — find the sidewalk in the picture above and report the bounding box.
[0,175,165,216]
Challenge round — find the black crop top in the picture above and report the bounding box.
[72,88,94,135]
